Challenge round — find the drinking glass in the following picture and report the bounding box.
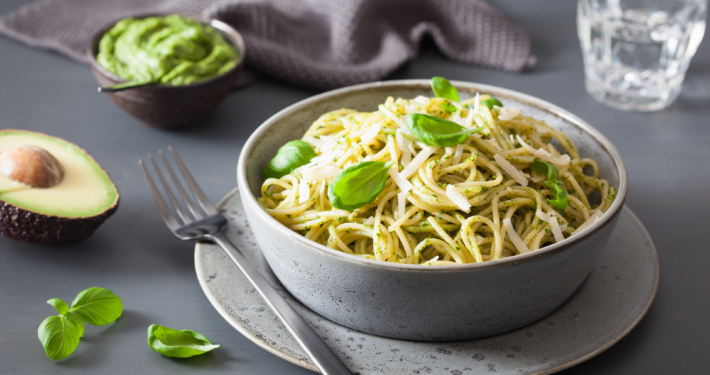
[578,0,707,111]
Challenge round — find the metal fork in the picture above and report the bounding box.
[140,147,352,375]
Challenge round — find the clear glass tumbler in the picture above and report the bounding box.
[578,0,708,111]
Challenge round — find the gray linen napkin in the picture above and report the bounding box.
[0,0,535,90]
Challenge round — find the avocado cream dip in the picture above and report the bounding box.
[97,15,238,86]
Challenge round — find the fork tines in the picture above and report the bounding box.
[140,147,217,230]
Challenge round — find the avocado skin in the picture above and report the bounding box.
[0,198,119,246]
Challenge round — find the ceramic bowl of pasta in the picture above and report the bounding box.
[236,78,627,341]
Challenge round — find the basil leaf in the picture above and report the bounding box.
[147,324,220,358]
[38,315,84,360]
[407,113,485,147]
[67,312,85,337]
[440,102,457,112]
[430,77,459,102]
[545,181,568,210]
[47,298,69,315]
[70,287,123,326]
[480,97,503,109]
[263,140,316,179]
[530,161,567,209]
[530,160,559,182]
[328,161,394,211]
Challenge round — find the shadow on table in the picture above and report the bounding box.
[166,349,241,368]
[101,309,152,334]
[51,310,151,369]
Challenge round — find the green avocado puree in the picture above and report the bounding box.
[97,15,238,86]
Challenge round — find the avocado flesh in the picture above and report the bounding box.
[0,130,119,245]
[0,131,118,218]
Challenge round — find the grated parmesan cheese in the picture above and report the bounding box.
[399,124,412,135]
[360,124,382,145]
[446,184,471,212]
[498,107,521,121]
[493,154,528,186]
[415,141,432,151]
[396,130,413,166]
[452,144,464,165]
[572,210,604,235]
[302,168,342,181]
[472,93,480,117]
[389,166,413,193]
[401,147,412,166]
[451,114,465,126]
[414,96,430,105]
[515,135,570,166]
[395,129,406,149]
[549,215,565,243]
[503,218,530,254]
[339,117,354,129]
[304,136,324,148]
[536,210,550,223]
[400,146,434,179]
[534,122,551,134]
[423,255,439,264]
[531,173,547,183]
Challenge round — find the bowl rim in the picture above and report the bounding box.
[86,13,246,89]
[236,79,628,273]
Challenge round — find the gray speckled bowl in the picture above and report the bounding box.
[236,80,628,341]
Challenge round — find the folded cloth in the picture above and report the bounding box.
[0,0,535,90]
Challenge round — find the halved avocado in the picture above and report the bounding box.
[0,130,119,245]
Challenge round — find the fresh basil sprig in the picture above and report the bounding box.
[38,315,84,360]
[481,97,503,109]
[47,298,69,315]
[263,140,316,179]
[328,160,394,211]
[70,287,123,325]
[407,113,485,147]
[531,160,568,210]
[430,76,459,102]
[148,324,220,358]
[38,287,123,360]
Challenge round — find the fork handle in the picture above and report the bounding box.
[207,232,352,375]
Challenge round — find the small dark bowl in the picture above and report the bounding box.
[88,14,246,129]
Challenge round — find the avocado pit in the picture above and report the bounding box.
[0,145,64,188]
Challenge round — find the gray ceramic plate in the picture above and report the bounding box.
[195,188,658,375]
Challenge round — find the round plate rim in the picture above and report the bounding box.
[195,187,659,374]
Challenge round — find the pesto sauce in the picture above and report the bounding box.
[97,15,238,86]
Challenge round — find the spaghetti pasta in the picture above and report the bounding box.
[259,93,617,265]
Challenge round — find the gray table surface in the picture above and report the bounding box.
[1,0,708,374]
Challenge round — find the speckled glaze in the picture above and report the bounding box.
[195,191,657,374]
[236,80,628,341]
